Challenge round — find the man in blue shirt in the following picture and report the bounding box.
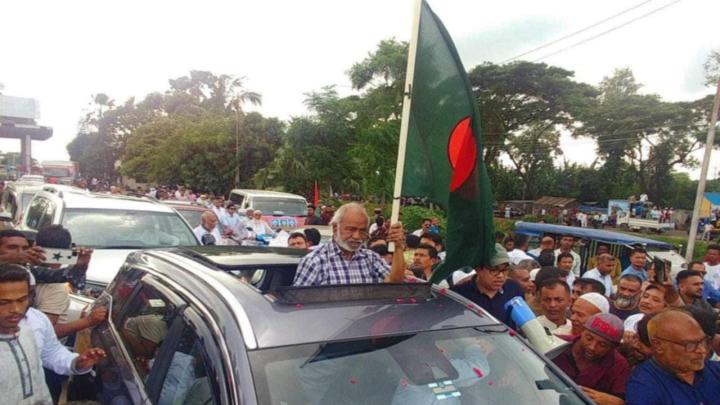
[451,244,523,329]
[620,248,649,282]
[625,309,720,404]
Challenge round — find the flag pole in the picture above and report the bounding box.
[389,0,422,252]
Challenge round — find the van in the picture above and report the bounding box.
[228,189,308,229]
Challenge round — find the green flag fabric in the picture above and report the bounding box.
[400,1,495,283]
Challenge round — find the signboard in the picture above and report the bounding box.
[0,95,40,120]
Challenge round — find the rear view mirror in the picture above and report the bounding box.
[0,212,12,222]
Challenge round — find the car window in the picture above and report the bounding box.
[1,191,17,219]
[24,197,47,230]
[116,282,180,381]
[249,327,585,405]
[229,192,244,207]
[177,209,203,229]
[107,266,145,324]
[154,318,219,405]
[62,208,199,248]
[38,199,56,230]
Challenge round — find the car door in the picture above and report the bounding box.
[90,271,188,404]
[146,307,225,405]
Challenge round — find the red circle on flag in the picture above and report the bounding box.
[447,116,477,192]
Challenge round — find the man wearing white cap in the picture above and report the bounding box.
[569,292,609,336]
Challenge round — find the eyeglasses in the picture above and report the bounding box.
[654,335,710,352]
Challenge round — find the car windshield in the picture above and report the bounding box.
[43,167,72,177]
[252,197,307,217]
[249,327,585,405]
[62,208,199,248]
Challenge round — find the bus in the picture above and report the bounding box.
[41,160,79,185]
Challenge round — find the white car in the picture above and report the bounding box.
[19,185,200,320]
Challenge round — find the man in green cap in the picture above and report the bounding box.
[451,244,524,329]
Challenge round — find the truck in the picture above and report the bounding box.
[608,199,674,233]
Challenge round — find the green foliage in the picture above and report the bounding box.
[703,50,720,86]
[259,39,408,200]
[468,61,598,165]
[121,111,281,193]
[580,69,706,203]
[401,206,446,238]
[68,71,270,191]
[493,218,516,237]
[519,214,556,224]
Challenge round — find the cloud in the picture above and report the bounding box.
[454,17,565,67]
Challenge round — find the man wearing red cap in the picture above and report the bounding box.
[552,313,630,403]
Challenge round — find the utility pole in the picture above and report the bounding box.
[234,101,240,189]
[686,78,720,261]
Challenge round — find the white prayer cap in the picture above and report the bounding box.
[577,292,609,314]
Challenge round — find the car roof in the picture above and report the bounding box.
[162,201,208,211]
[140,247,501,350]
[514,221,673,250]
[47,190,177,212]
[229,189,307,199]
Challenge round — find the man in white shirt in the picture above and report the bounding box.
[0,266,53,405]
[0,264,105,405]
[555,234,581,276]
[220,204,249,242]
[528,235,555,258]
[704,244,720,290]
[507,234,533,264]
[193,211,226,245]
[209,196,226,223]
[411,218,432,237]
[557,252,576,289]
[247,210,275,238]
[583,253,616,297]
[23,307,105,377]
[536,279,573,336]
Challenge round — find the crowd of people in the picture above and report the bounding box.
[288,201,720,405]
[2,194,720,404]
[0,226,107,404]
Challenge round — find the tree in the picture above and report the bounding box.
[69,71,266,189]
[254,87,357,195]
[468,61,598,166]
[121,111,281,193]
[503,124,562,199]
[703,50,720,86]
[581,68,708,202]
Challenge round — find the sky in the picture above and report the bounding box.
[1,0,719,178]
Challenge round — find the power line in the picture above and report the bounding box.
[502,0,653,63]
[532,0,683,62]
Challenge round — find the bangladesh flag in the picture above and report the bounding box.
[398,1,495,284]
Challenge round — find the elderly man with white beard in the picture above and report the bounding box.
[292,202,406,286]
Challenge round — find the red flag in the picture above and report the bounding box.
[313,181,319,207]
